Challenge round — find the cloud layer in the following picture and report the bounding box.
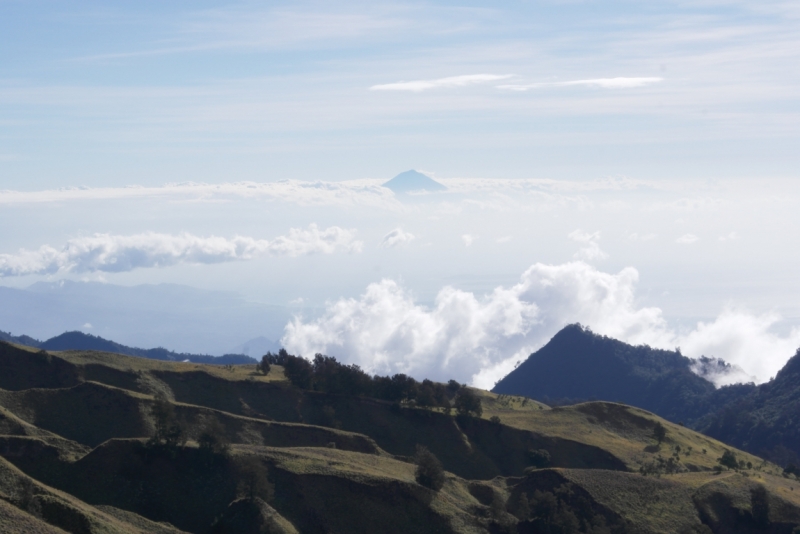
[0,225,361,277]
[282,261,800,389]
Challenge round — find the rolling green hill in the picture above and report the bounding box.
[1,339,798,533]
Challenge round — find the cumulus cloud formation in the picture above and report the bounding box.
[498,77,663,91]
[568,229,608,261]
[676,233,700,244]
[283,262,668,388]
[380,228,415,248]
[0,225,361,276]
[282,261,800,389]
[370,74,512,92]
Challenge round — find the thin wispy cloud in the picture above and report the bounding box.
[0,225,362,277]
[497,77,664,92]
[370,74,513,92]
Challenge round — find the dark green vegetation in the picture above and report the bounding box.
[493,324,800,467]
[262,349,476,415]
[1,340,799,533]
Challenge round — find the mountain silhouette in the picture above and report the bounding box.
[382,170,446,193]
[35,330,256,365]
[492,324,754,424]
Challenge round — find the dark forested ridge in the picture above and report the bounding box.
[493,324,800,465]
[0,329,255,365]
[492,324,745,423]
[697,349,800,467]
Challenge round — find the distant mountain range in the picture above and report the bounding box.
[0,280,294,355]
[493,324,800,465]
[0,329,257,365]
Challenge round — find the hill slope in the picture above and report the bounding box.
[492,324,748,423]
[493,324,800,465]
[0,339,797,533]
[696,349,800,466]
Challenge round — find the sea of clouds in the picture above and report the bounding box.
[3,177,800,390]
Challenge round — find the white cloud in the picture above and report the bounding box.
[568,229,608,261]
[282,262,669,388]
[0,225,361,277]
[497,77,664,92]
[680,307,800,385]
[82,323,92,329]
[282,261,800,389]
[719,231,738,241]
[370,74,513,92]
[462,234,477,247]
[690,357,755,388]
[380,228,415,248]
[496,236,512,243]
[676,233,700,244]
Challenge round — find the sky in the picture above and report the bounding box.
[2,0,800,388]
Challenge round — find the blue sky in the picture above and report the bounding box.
[2,1,800,387]
[3,1,799,186]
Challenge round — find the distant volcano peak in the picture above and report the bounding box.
[382,170,446,194]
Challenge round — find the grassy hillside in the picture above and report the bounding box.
[0,339,798,533]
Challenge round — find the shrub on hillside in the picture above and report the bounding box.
[256,355,270,375]
[652,421,667,444]
[454,388,483,418]
[527,448,551,468]
[718,449,738,470]
[198,417,230,457]
[236,455,274,503]
[283,355,313,389]
[414,445,446,491]
[148,393,186,449]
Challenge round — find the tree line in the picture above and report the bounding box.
[259,349,482,417]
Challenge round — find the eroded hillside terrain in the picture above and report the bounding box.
[1,340,799,533]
